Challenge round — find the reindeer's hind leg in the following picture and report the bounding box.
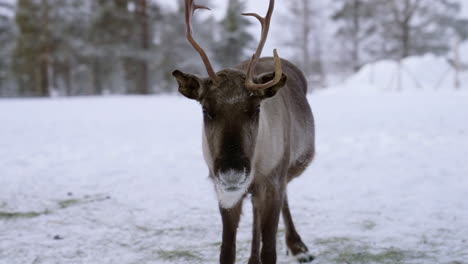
[282,194,315,263]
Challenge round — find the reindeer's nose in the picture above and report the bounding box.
[214,155,250,177]
[218,170,249,191]
[214,155,250,189]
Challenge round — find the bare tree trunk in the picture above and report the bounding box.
[313,32,325,86]
[301,0,310,77]
[397,59,402,91]
[93,58,103,95]
[40,0,50,97]
[389,0,415,60]
[64,58,72,96]
[402,19,410,58]
[137,0,150,94]
[454,38,460,89]
[352,0,361,72]
[401,0,420,59]
[39,59,49,96]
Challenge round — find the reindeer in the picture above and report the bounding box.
[172,0,315,263]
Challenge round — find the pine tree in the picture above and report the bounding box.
[122,0,155,95]
[157,0,217,92]
[88,0,160,94]
[125,0,160,94]
[89,0,136,94]
[13,0,89,96]
[50,0,90,96]
[213,0,254,68]
[13,0,52,96]
[134,0,150,94]
[0,1,16,96]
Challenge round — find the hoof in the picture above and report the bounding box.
[289,251,315,263]
[247,257,261,264]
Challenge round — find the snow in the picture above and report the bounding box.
[459,41,468,64]
[1,91,468,264]
[334,53,468,93]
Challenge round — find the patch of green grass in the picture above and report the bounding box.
[209,241,222,247]
[57,195,110,209]
[136,225,152,232]
[335,248,406,264]
[362,220,377,230]
[158,250,202,261]
[0,195,110,221]
[316,235,432,263]
[57,199,81,209]
[0,210,50,220]
[315,236,352,246]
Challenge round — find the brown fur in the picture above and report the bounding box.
[173,57,315,264]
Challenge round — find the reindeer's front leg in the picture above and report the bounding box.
[248,195,262,264]
[219,201,243,264]
[260,189,284,264]
[250,183,286,264]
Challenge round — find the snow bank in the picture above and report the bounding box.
[460,40,468,59]
[334,44,468,93]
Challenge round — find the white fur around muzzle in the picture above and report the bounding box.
[215,170,251,209]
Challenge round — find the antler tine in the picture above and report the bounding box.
[193,4,210,11]
[242,0,283,90]
[185,0,219,82]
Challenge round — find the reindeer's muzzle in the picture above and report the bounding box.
[218,169,249,192]
[213,157,252,209]
[214,156,250,192]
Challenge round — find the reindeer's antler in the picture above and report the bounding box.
[185,0,219,82]
[242,0,283,90]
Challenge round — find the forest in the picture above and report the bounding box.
[0,0,467,97]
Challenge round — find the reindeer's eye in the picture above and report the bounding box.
[250,105,261,119]
[203,108,214,120]
[255,105,261,116]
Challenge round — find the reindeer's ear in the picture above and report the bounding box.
[253,72,288,99]
[172,70,205,100]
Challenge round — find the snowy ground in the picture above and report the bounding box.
[1,91,467,264]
